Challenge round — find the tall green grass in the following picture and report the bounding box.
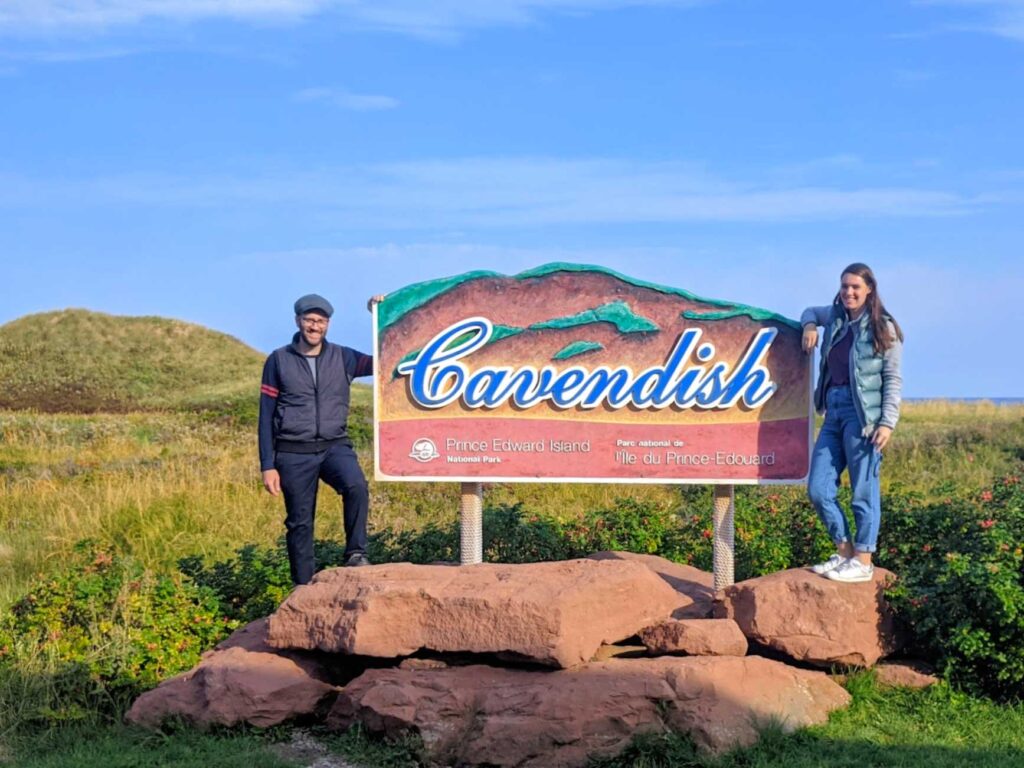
[2,400,1023,611]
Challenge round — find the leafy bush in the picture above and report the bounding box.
[0,542,231,723]
[369,503,575,565]
[654,486,834,581]
[369,520,459,564]
[371,500,672,565]
[179,539,350,623]
[482,504,577,563]
[365,492,833,579]
[881,476,1024,700]
[564,498,675,556]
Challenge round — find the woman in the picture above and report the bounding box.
[801,263,903,583]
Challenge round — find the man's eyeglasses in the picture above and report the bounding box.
[300,316,329,329]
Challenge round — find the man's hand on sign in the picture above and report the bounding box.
[367,295,386,312]
[262,468,281,496]
[802,324,818,354]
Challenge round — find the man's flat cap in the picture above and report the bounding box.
[294,294,334,318]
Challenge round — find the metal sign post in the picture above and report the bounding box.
[713,484,735,590]
[460,482,483,564]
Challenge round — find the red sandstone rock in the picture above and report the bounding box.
[588,551,714,618]
[214,617,337,677]
[328,656,850,765]
[874,661,939,689]
[640,619,748,657]
[266,559,682,668]
[399,658,449,671]
[214,617,276,653]
[591,643,647,661]
[126,620,338,729]
[715,568,898,668]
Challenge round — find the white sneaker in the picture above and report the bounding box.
[826,558,875,583]
[811,553,846,575]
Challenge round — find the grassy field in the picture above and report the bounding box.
[2,389,1024,766]
[2,397,1023,609]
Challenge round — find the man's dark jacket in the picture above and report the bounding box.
[258,334,373,471]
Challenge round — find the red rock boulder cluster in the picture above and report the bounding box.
[127,554,911,766]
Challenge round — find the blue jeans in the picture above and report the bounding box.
[807,386,882,553]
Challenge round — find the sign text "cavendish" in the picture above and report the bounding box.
[396,318,779,411]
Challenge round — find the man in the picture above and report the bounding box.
[258,293,380,584]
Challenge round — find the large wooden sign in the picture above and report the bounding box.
[374,264,810,483]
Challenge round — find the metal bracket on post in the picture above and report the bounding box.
[712,484,735,591]
[460,482,483,565]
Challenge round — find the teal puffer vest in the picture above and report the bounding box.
[814,308,885,435]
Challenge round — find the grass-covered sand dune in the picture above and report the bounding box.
[0,309,263,414]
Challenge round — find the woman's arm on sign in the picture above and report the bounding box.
[799,306,831,354]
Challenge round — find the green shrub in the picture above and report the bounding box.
[369,493,833,578]
[655,486,834,581]
[369,520,459,564]
[0,542,231,723]
[565,498,674,556]
[372,500,673,565]
[482,504,577,563]
[368,503,572,564]
[179,539,350,623]
[881,476,1024,700]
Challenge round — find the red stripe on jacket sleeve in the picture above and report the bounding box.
[260,384,279,398]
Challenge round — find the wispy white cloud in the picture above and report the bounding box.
[915,0,1024,41]
[323,0,701,40]
[0,45,149,63]
[0,1,703,38]
[0,1,325,31]
[293,87,399,111]
[0,157,984,225]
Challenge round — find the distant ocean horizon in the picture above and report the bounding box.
[906,397,1024,405]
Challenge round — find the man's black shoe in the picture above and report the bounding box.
[344,552,371,567]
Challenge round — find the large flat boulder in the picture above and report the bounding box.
[715,567,898,668]
[126,619,338,729]
[327,656,850,765]
[589,551,714,618]
[266,559,682,668]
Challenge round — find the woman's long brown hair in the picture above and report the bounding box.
[833,263,904,354]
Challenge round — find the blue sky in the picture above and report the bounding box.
[1,1,1022,397]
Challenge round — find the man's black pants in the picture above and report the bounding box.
[275,442,369,585]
